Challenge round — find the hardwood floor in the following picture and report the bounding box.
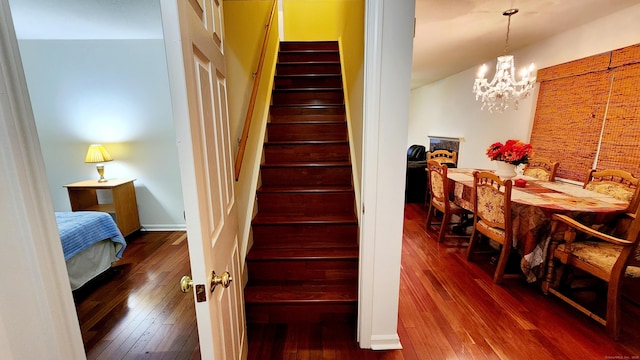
[73,231,200,359]
[76,205,640,359]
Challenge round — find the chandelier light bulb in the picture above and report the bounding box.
[477,64,488,78]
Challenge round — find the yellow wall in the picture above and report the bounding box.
[223,0,363,265]
[283,0,344,40]
[338,0,364,217]
[283,0,364,215]
[223,0,279,266]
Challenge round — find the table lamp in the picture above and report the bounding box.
[85,144,113,182]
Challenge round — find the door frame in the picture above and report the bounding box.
[358,0,415,350]
[0,0,85,357]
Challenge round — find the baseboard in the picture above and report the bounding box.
[140,224,187,232]
[369,334,403,350]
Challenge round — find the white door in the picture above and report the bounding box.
[160,0,246,359]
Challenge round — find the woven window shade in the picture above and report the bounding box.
[530,70,612,181]
[595,63,640,176]
[536,53,610,82]
[610,43,640,68]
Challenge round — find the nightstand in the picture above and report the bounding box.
[64,179,141,236]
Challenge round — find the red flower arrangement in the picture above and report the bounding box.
[486,139,532,165]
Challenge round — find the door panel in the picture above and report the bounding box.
[161,0,246,358]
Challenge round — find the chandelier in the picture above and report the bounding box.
[473,8,536,113]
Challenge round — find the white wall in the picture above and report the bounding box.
[409,4,640,171]
[18,39,185,230]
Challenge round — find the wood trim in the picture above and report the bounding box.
[233,0,277,181]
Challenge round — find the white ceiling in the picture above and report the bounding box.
[9,0,640,89]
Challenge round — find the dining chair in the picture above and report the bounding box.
[427,149,458,168]
[425,160,472,243]
[523,158,559,181]
[466,171,514,284]
[583,169,640,212]
[424,150,457,208]
[543,205,640,340]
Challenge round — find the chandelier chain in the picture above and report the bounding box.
[504,15,511,55]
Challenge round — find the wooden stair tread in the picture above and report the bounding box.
[273,88,343,92]
[252,213,357,225]
[268,120,346,125]
[247,247,359,261]
[279,50,339,54]
[270,104,344,109]
[261,162,351,168]
[275,73,341,78]
[279,61,340,65]
[265,140,348,145]
[245,284,357,303]
[257,185,354,193]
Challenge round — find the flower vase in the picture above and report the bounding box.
[494,161,517,180]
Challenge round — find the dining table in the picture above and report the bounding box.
[447,168,629,282]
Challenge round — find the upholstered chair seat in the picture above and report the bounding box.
[584,183,635,203]
[555,241,640,278]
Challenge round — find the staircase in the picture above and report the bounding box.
[245,41,359,324]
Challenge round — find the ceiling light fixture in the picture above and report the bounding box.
[473,8,536,113]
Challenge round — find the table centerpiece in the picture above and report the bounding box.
[486,139,532,179]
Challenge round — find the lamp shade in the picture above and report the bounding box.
[85,144,113,163]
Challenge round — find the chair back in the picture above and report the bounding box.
[583,169,639,210]
[617,206,640,273]
[427,160,449,208]
[427,150,457,168]
[473,171,512,232]
[523,158,559,181]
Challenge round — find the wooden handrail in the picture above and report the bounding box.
[234,0,278,181]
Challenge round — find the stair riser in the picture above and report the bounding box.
[264,143,350,163]
[246,303,356,324]
[277,63,341,75]
[251,224,358,249]
[272,91,344,106]
[267,123,347,142]
[247,259,358,282]
[270,114,346,124]
[270,106,345,118]
[280,41,339,51]
[274,75,342,89]
[257,192,355,216]
[261,166,352,187]
[279,51,340,63]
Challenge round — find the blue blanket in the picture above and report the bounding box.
[55,211,127,261]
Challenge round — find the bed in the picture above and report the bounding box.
[55,211,127,290]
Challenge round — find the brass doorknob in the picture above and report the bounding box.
[210,270,232,291]
[180,275,193,293]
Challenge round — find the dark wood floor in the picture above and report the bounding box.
[73,231,200,359]
[76,204,640,359]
